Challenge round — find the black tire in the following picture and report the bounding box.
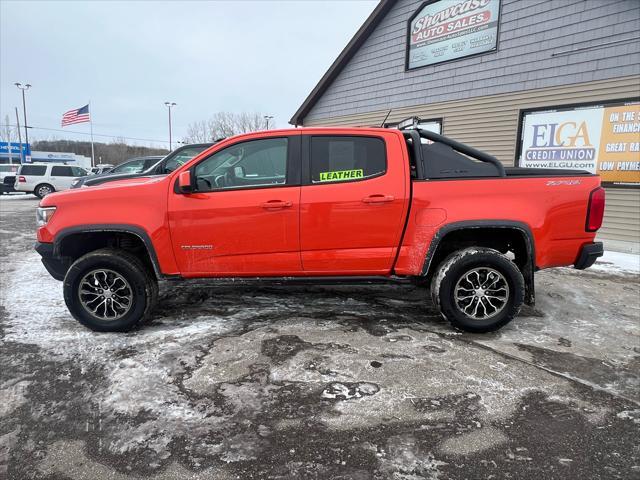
[34,183,55,199]
[63,248,158,332]
[430,247,524,333]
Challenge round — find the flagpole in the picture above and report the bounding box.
[89,101,95,167]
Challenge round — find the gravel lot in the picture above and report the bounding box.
[1,193,639,479]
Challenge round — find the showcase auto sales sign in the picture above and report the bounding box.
[407,0,500,69]
[519,103,640,187]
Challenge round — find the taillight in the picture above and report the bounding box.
[18,176,26,183]
[586,187,605,232]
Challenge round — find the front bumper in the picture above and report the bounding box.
[35,242,68,281]
[574,242,603,270]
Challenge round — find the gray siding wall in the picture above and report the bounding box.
[304,0,640,123]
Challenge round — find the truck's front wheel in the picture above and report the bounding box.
[63,248,158,332]
[430,248,524,333]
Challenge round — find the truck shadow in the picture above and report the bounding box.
[153,281,452,335]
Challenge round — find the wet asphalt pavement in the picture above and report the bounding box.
[1,194,639,479]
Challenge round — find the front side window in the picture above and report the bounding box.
[71,166,87,176]
[310,136,386,183]
[194,138,287,191]
[51,166,74,176]
[20,165,47,176]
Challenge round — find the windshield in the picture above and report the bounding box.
[112,158,148,174]
[145,146,210,174]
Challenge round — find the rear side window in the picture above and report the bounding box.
[310,136,386,183]
[19,165,47,176]
[51,166,74,176]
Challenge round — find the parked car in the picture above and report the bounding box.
[35,127,604,333]
[0,164,20,194]
[71,145,213,189]
[15,163,90,198]
[90,164,114,175]
[71,156,163,189]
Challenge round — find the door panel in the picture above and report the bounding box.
[168,187,301,276]
[300,134,408,274]
[168,134,302,276]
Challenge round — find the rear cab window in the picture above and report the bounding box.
[309,136,386,184]
[19,165,47,176]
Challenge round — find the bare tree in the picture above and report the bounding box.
[184,112,272,143]
[184,120,211,143]
[0,114,18,143]
[110,136,129,163]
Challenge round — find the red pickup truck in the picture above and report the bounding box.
[35,127,605,333]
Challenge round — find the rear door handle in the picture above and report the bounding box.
[261,200,293,209]
[362,194,395,204]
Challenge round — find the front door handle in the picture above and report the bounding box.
[362,194,395,204]
[261,200,293,209]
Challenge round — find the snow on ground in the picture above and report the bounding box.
[591,250,640,275]
[0,193,37,201]
[2,195,639,479]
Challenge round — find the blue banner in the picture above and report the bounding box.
[0,142,31,156]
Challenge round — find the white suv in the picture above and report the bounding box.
[15,163,90,198]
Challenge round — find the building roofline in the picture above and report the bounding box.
[289,0,397,126]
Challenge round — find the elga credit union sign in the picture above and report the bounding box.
[407,0,500,69]
[518,102,640,187]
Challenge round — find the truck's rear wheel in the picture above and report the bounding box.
[63,248,158,332]
[430,247,524,333]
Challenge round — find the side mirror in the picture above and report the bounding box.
[178,170,193,193]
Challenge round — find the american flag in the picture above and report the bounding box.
[61,104,90,127]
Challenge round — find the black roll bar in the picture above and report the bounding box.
[415,129,506,177]
[401,130,425,179]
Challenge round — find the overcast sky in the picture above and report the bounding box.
[0,0,377,148]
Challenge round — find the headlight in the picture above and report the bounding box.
[71,179,80,187]
[36,207,56,226]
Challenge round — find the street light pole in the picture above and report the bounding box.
[164,102,176,151]
[264,115,274,130]
[14,83,31,146]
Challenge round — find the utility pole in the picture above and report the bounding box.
[264,115,274,129]
[15,107,24,163]
[164,102,176,151]
[14,83,31,146]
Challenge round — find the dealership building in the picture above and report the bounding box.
[291,0,640,252]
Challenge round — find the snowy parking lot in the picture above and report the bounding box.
[1,193,639,479]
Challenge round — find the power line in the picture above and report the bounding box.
[0,123,169,144]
